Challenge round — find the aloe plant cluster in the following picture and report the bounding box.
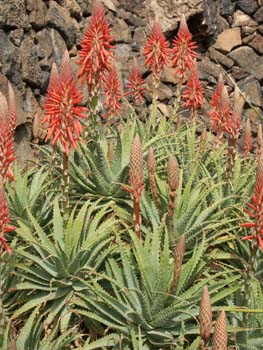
[0,1,263,349]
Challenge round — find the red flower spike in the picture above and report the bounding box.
[210,74,224,109]
[242,118,253,158]
[228,86,244,140]
[208,75,231,139]
[125,58,145,105]
[171,14,197,81]
[103,65,122,119]
[0,91,8,120]
[182,61,204,118]
[0,92,16,183]
[143,22,170,84]
[220,85,232,133]
[78,0,114,91]
[48,62,60,92]
[241,151,263,250]
[43,50,87,155]
[60,49,74,84]
[0,184,15,255]
[8,82,16,134]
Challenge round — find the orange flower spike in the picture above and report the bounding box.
[103,65,122,119]
[0,184,15,255]
[78,0,114,90]
[125,58,145,105]
[43,50,87,155]
[171,14,197,81]
[143,22,170,83]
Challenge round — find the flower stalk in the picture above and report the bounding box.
[242,117,253,158]
[78,0,114,98]
[241,150,263,251]
[125,58,145,106]
[209,75,231,147]
[43,50,87,224]
[226,87,244,181]
[199,286,212,347]
[0,183,15,255]
[143,22,170,131]
[129,134,144,241]
[167,155,179,235]
[212,311,228,350]
[61,152,70,222]
[170,234,185,293]
[0,92,16,185]
[171,14,197,120]
[182,60,204,121]
[147,147,160,209]
[103,65,122,122]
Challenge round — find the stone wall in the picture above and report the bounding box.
[0,0,262,163]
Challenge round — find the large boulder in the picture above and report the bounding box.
[0,0,29,29]
[0,30,23,89]
[47,0,80,48]
[144,0,220,36]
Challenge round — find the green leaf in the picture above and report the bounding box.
[83,333,120,349]
[16,306,40,349]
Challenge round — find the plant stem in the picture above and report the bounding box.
[133,199,142,241]
[61,151,69,225]
[148,77,159,135]
[33,137,40,165]
[50,144,57,177]
[0,260,4,336]
[171,80,183,127]
[226,136,237,182]
[244,241,258,327]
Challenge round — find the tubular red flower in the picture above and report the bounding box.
[78,0,114,92]
[103,65,122,119]
[182,61,204,115]
[143,22,170,83]
[125,58,145,105]
[0,92,16,183]
[43,51,87,155]
[171,14,197,81]
[0,185,15,255]
[241,152,263,250]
